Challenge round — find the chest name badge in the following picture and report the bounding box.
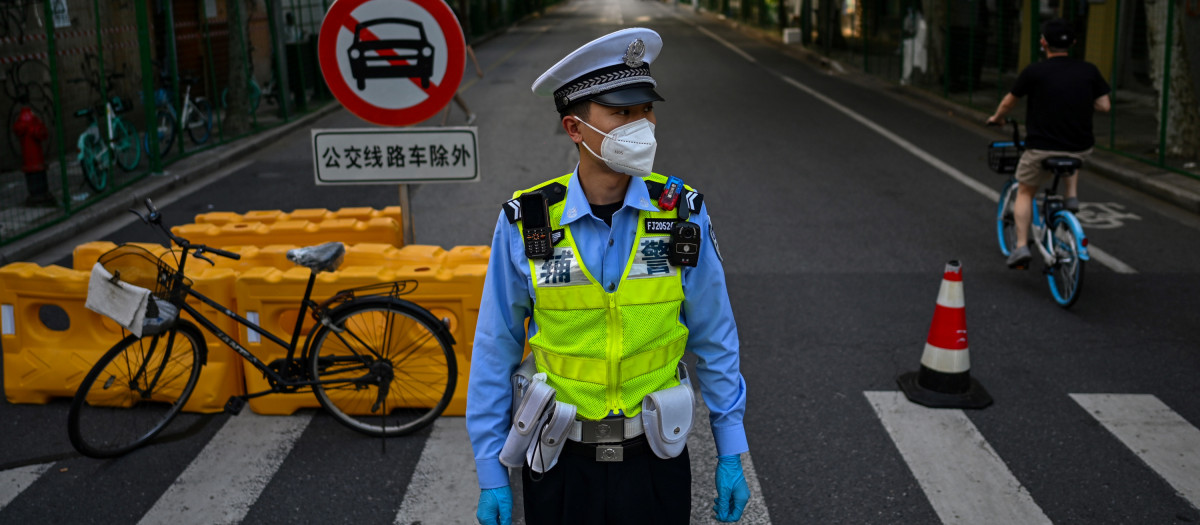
[628,236,676,280]
[644,218,678,234]
[536,247,588,287]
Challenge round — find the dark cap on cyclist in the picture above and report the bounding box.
[531,28,665,115]
[1041,18,1075,48]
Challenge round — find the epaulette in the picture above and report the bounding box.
[644,179,704,215]
[503,182,567,223]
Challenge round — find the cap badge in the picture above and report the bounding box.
[623,39,646,68]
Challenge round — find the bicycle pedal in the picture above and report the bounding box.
[224,396,247,415]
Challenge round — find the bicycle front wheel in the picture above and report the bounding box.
[1046,214,1086,308]
[186,99,212,145]
[80,132,108,192]
[996,179,1018,256]
[113,118,141,171]
[68,321,205,458]
[309,298,456,437]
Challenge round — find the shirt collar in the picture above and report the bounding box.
[560,166,660,226]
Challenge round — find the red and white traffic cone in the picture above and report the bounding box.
[897,260,992,409]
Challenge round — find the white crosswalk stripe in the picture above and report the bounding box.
[0,462,51,511]
[137,411,313,525]
[865,391,1053,525]
[1072,394,1200,511]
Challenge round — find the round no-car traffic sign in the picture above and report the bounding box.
[319,0,465,127]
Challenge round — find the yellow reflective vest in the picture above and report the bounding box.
[515,173,691,420]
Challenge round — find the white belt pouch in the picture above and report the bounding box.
[640,363,695,460]
[499,373,555,468]
[526,401,576,473]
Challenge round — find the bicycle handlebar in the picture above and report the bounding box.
[128,198,242,261]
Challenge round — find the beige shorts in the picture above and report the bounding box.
[1014,148,1092,187]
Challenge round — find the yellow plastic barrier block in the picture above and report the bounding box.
[233,263,484,416]
[0,263,243,413]
[194,206,403,227]
[172,217,403,248]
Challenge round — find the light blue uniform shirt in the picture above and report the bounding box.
[466,170,749,489]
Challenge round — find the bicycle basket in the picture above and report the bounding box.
[988,141,1023,174]
[110,96,128,113]
[97,245,190,299]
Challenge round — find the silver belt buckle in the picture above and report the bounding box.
[595,444,624,462]
[580,420,623,443]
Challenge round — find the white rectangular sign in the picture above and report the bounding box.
[312,127,479,184]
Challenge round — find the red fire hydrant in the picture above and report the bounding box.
[12,107,55,207]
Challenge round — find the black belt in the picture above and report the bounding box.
[564,435,650,462]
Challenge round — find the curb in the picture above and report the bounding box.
[685,5,1200,215]
[0,101,344,265]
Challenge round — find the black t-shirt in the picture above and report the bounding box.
[1010,56,1110,151]
[590,201,623,227]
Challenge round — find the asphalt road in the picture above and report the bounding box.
[3,0,1200,523]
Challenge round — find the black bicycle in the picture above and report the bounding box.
[68,199,457,458]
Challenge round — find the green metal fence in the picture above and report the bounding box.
[0,0,331,248]
[697,0,1200,179]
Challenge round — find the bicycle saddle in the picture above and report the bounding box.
[287,242,345,273]
[74,108,93,118]
[1041,157,1082,173]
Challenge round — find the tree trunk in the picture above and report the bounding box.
[224,0,252,137]
[923,0,945,83]
[1145,0,1200,158]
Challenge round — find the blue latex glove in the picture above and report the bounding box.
[713,454,750,522]
[476,486,513,525]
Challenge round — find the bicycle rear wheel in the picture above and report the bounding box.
[186,99,212,145]
[996,179,1018,256]
[309,298,456,437]
[113,118,141,171]
[68,320,205,458]
[1046,214,1085,308]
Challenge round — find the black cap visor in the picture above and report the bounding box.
[589,85,664,108]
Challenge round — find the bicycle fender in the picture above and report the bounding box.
[76,127,98,157]
[1053,211,1089,261]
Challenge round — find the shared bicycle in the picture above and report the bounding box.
[989,119,1090,308]
[68,199,457,458]
[142,70,214,157]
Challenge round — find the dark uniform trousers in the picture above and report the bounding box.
[522,437,691,525]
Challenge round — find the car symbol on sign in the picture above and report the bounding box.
[347,18,434,90]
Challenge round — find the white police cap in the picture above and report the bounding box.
[532,27,664,113]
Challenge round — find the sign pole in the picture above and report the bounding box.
[399,184,415,244]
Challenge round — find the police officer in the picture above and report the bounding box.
[467,28,750,524]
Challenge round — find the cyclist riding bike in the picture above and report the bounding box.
[985,17,1110,269]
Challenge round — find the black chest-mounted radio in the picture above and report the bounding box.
[520,192,553,260]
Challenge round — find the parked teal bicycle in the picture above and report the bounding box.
[990,119,1089,308]
[70,72,141,192]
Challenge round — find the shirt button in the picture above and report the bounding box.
[607,282,615,291]
[608,238,614,246]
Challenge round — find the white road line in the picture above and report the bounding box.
[682,21,1137,274]
[865,391,1052,525]
[138,412,312,525]
[693,25,757,63]
[691,396,772,524]
[393,418,479,525]
[1071,394,1200,510]
[0,463,52,511]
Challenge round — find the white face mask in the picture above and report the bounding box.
[574,116,657,177]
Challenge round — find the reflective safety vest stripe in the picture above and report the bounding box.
[515,173,691,420]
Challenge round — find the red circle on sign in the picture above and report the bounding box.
[319,0,465,127]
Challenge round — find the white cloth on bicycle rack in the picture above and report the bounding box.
[85,262,151,337]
